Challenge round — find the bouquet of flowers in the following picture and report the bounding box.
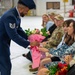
[25,27,48,37]
[25,27,48,68]
[28,34,45,68]
[48,62,70,75]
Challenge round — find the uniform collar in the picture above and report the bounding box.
[16,7,20,18]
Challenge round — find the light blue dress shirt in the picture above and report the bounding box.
[46,21,54,31]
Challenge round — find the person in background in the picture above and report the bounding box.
[57,19,72,49]
[37,19,75,73]
[48,12,56,22]
[43,14,64,49]
[43,13,57,41]
[0,0,39,75]
[41,14,54,31]
[46,13,57,36]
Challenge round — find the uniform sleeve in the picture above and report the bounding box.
[4,16,30,48]
[17,27,28,40]
[44,31,64,49]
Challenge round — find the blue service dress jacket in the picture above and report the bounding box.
[0,7,30,57]
[0,7,30,75]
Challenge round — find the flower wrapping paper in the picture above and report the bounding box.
[28,34,45,68]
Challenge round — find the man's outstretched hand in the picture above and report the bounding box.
[30,41,40,46]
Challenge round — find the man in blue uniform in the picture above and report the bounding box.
[0,0,38,75]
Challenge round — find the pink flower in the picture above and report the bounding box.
[28,34,45,43]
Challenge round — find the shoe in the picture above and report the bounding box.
[29,65,32,68]
[29,68,38,72]
[22,54,32,62]
[32,72,38,74]
[22,54,27,57]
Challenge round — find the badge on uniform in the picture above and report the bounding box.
[9,23,16,29]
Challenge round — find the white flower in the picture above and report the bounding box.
[40,31,43,35]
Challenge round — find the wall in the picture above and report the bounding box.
[35,0,74,17]
[13,0,18,6]
[0,0,12,15]
[12,0,75,16]
[0,0,74,17]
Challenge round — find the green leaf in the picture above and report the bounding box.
[25,28,32,36]
[41,27,48,37]
[48,64,58,75]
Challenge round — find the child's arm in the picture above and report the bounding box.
[38,47,49,52]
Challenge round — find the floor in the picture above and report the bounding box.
[10,16,42,75]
